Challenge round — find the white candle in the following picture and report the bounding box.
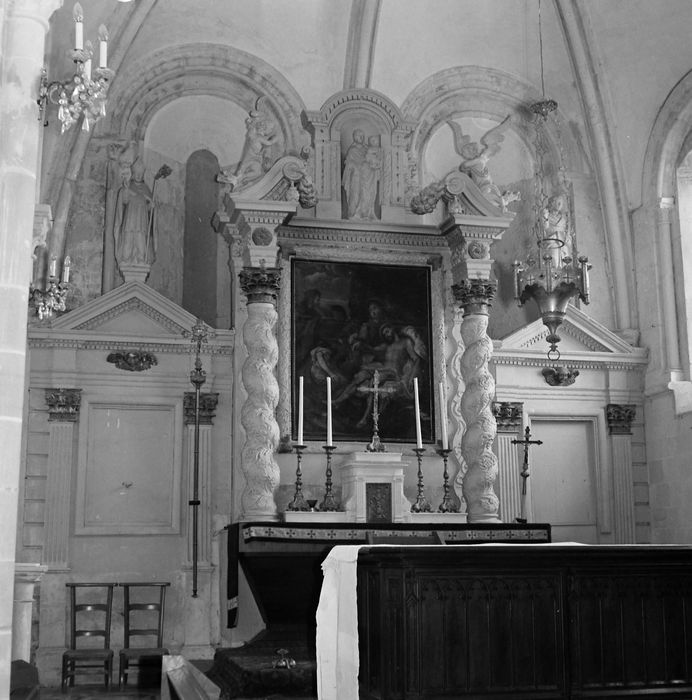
[326,376,333,446]
[48,256,57,278]
[84,41,92,80]
[439,381,449,450]
[297,376,304,445]
[62,256,71,284]
[73,3,84,50]
[413,377,423,448]
[98,25,108,68]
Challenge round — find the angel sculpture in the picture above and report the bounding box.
[448,115,518,209]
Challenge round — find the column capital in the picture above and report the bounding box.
[183,392,219,425]
[45,388,82,422]
[492,401,523,433]
[452,279,496,316]
[606,403,636,435]
[239,266,281,305]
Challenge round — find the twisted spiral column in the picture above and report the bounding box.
[239,268,281,519]
[453,280,501,523]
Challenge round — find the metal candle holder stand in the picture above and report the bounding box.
[287,444,308,511]
[436,447,459,513]
[410,447,432,513]
[320,445,340,511]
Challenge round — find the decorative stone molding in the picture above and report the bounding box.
[239,267,281,306]
[606,404,636,435]
[106,350,158,372]
[183,392,219,426]
[492,402,523,432]
[45,388,82,422]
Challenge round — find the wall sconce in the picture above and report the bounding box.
[30,256,71,320]
[37,3,114,132]
[513,0,591,382]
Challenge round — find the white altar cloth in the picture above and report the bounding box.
[316,545,363,700]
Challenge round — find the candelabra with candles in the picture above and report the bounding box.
[37,3,114,132]
[30,256,71,320]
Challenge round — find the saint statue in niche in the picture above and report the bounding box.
[113,159,155,268]
[342,129,382,220]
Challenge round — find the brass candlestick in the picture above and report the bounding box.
[320,445,340,511]
[410,447,432,513]
[287,444,308,511]
[436,447,458,513]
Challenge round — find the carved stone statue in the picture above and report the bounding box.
[113,159,155,268]
[342,130,382,220]
[540,193,571,267]
[219,96,282,191]
[447,116,518,208]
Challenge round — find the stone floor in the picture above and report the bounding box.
[39,687,317,699]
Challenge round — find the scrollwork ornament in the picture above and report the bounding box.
[106,350,158,372]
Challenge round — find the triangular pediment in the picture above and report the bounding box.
[496,305,647,357]
[49,281,198,338]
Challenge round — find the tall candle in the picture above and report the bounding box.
[413,377,423,449]
[326,377,333,446]
[84,41,92,80]
[297,376,304,445]
[73,3,84,50]
[439,381,449,450]
[48,256,57,278]
[62,256,71,284]
[98,25,108,68]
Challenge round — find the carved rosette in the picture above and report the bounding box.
[239,270,281,519]
[492,402,523,433]
[183,392,219,426]
[453,281,500,522]
[606,404,636,435]
[239,267,281,306]
[45,388,82,422]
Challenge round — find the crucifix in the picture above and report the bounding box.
[358,369,395,452]
[511,425,543,523]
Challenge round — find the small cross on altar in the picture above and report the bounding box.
[511,426,543,523]
[358,369,396,452]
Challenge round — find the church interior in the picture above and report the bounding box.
[4,0,692,697]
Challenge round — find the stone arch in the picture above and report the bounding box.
[638,69,692,390]
[401,65,580,186]
[103,43,309,153]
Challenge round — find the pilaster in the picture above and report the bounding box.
[43,388,82,570]
[607,403,637,543]
[492,402,524,523]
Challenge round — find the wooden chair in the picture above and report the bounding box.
[61,582,115,692]
[119,582,170,689]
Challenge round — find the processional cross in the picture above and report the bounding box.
[511,426,543,523]
[358,370,396,452]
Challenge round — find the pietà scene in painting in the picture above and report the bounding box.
[3,1,692,698]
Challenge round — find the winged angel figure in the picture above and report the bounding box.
[447,115,520,210]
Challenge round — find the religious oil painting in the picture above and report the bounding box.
[292,259,434,444]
